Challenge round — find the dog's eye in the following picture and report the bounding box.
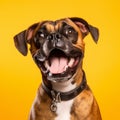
[38,32,45,38]
[64,28,75,36]
[36,30,46,38]
[63,27,78,43]
[66,29,73,35]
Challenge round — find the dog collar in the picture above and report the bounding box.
[42,70,87,112]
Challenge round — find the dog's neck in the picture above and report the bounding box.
[42,70,86,101]
[51,77,76,93]
[51,69,83,92]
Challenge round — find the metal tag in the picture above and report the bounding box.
[50,103,57,112]
[50,90,61,112]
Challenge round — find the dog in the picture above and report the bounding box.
[14,17,102,120]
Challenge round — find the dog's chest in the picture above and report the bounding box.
[55,99,74,120]
[52,81,76,120]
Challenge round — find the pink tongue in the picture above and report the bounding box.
[49,57,68,74]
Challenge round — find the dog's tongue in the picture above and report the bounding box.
[49,57,68,74]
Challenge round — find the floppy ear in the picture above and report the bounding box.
[14,30,27,56]
[13,23,39,56]
[69,17,99,43]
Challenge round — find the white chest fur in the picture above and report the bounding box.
[51,79,76,120]
[55,99,74,120]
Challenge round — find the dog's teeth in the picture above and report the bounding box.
[44,69,49,74]
[68,58,75,67]
[49,72,52,77]
[65,65,68,71]
[44,60,50,69]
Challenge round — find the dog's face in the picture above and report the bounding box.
[14,17,99,82]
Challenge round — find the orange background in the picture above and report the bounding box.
[0,0,120,120]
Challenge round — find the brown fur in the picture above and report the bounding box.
[30,88,56,120]
[71,86,101,120]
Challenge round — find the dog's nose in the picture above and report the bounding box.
[55,33,62,40]
[47,33,62,41]
[47,32,65,48]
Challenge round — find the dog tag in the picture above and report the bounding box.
[50,103,57,112]
[50,90,61,112]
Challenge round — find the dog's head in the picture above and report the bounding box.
[14,17,99,82]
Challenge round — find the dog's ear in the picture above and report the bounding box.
[69,17,99,43]
[14,30,27,56]
[14,23,39,56]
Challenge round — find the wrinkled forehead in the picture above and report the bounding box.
[39,18,78,32]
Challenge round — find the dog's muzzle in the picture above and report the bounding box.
[33,32,83,82]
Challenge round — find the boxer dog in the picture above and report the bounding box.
[14,17,102,120]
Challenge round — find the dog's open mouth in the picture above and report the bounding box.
[34,49,82,82]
